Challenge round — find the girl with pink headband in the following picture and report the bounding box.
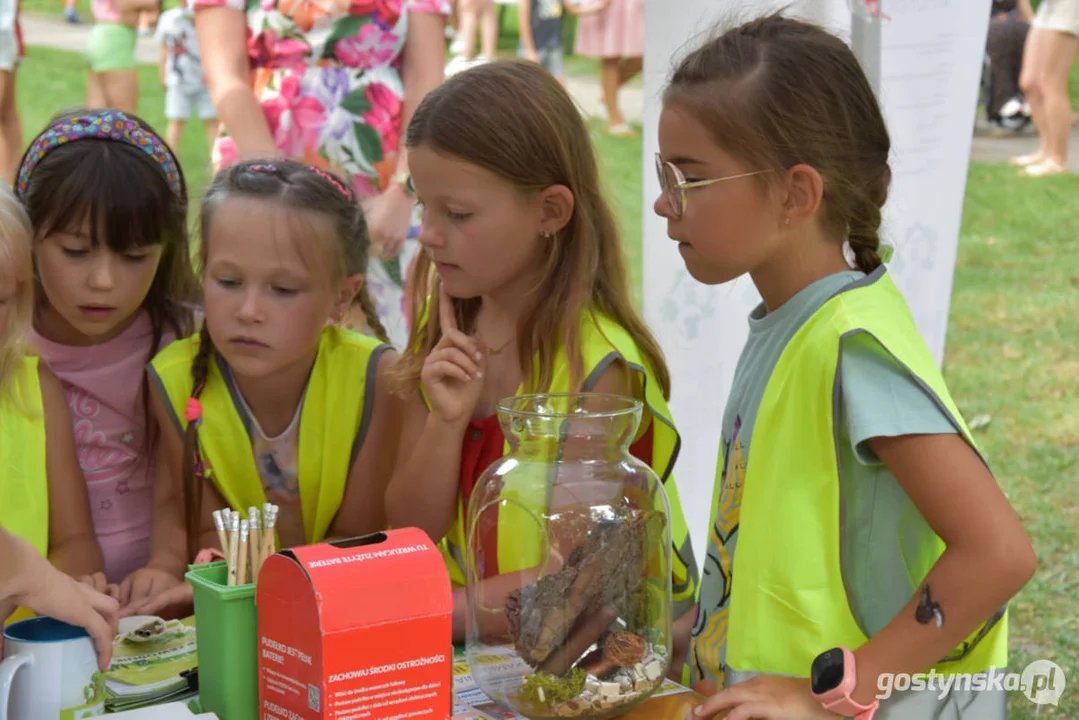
[125,158,402,619]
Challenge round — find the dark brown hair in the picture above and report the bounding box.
[392,59,671,399]
[665,13,892,273]
[19,109,197,456]
[183,159,388,559]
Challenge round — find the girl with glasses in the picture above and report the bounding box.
[655,13,1035,720]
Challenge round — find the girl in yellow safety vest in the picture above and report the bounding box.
[384,59,699,654]
[123,159,403,619]
[16,109,199,612]
[0,184,106,621]
[654,14,1037,720]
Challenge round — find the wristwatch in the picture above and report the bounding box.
[390,171,413,194]
[810,647,879,719]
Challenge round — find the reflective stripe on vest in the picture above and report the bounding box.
[438,311,699,617]
[724,267,1007,680]
[0,356,49,625]
[149,327,388,545]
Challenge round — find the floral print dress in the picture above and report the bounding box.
[193,0,448,347]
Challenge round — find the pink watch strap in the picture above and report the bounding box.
[816,647,879,719]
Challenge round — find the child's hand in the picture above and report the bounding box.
[421,286,487,426]
[0,533,119,671]
[79,571,110,594]
[117,567,182,609]
[120,581,194,621]
[693,677,842,720]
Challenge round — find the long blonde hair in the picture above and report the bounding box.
[0,185,35,413]
[394,60,671,398]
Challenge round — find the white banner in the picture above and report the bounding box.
[642,0,989,570]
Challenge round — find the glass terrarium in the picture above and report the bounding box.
[464,393,673,719]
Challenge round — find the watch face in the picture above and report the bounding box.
[811,647,845,695]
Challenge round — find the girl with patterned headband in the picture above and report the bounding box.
[16,109,198,610]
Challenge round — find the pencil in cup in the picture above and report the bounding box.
[226,512,240,586]
[248,507,262,581]
[237,520,249,585]
[212,510,228,558]
[261,505,278,573]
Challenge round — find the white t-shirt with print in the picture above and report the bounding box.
[155,7,206,94]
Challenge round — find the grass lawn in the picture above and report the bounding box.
[954,164,1079,718]
[14,43,1079,717]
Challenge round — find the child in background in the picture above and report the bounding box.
[124,159,402,619]
[652,15,1035,719]
[0,184,106,618]
[518,0,564,81]
[156,0,218,153]
[86,0,159,113]
[519,0,604,83]
[65,0,82,24]
[16,110,198,605]
[0,0,22,184]
[384,60,699,652]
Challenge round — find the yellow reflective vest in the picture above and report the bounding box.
[436,311,699,617]
[721,269,1006,682]
[0,356,49,625]
[149,327,389,545]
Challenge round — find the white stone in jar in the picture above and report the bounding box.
[643,659,664,682]
[598,681,622,698]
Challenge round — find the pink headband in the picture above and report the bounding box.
[16,111,182,197]
[244,162,352,200]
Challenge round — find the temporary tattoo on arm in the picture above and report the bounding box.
[915,584,945,628]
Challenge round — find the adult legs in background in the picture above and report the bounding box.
[137,8,158,35]
[0,0,21,182]
[1017,26,1079,173]
[0,70,21,184]
[166,119,185,153]
[204,118,220,148]
[600,58,625,129]
[986,15,1031,121]
[600,57,641,135]
[86,23,139,113]
[578,0,643,135]
[86,70,107,108]
[456,0,479,60]
[196,89,220,148]
[94,70,139,113]
[478,0,498,60]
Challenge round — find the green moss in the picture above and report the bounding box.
[519,669,587,706]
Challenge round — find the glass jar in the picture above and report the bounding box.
[464,393,673,719]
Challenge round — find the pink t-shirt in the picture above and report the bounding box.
[92,0,123,23]
[91,0,122,24]
[32,313,175,584]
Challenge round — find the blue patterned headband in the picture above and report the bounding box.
[16,111,183,198]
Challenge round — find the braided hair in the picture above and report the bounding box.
[183,159,389,560]
[665,13,893,273]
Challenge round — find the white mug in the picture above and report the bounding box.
[0,617,105,719]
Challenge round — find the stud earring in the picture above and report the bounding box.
[542,230,555,239]
[784,217,790,226]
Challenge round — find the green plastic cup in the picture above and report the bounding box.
[187,561,257,720]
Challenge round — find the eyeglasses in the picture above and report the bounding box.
[655,154,776,218]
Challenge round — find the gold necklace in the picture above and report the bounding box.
[484,336,515,355]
